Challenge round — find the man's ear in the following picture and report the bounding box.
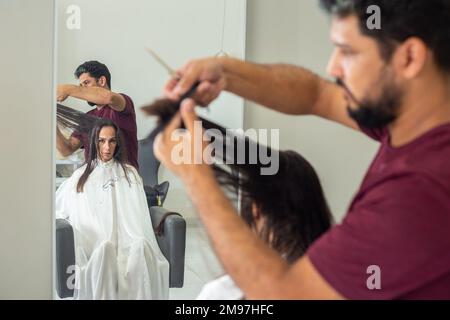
[98,76,107,88]
[393,37,428,79]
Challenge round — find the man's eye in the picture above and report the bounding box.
[342,49,355,56]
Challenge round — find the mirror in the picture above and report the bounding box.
[55,0,246,299]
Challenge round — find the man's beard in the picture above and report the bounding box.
[336,72,402,130]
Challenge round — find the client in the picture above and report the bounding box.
[197,150,333,299]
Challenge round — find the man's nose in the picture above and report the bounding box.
[326,49,344,80]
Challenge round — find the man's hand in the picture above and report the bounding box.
[164,58,227,106]
[57,84,74,102]
[153,98,213,183]
[56,125,81,157]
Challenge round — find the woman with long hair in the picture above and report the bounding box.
[197,150,333,299]
[56,119,169,300]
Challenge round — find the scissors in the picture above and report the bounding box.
[145,47,179,79]
[144,47,210,112]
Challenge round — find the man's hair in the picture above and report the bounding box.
[74,60,112,88]
[320,0,450,73]
[77,119,130,192]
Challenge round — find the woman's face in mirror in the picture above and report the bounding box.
[97,126,117,162]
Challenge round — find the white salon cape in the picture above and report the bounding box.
[196,275,244,300]
[56,159,169,300]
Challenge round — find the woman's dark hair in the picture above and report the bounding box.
[75,60,112,88]
[214,151,333,264]
[57,103,101,134]
[320,0,450,73]
[142,93,333,264]
[76,119,131,193]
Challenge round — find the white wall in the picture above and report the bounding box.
[0,0,55,299]
[245,0,379,222]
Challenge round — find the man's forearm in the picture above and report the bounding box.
[56,127,74,157]
[221,58,323,115]
[183,167,290,299]
[62,85,115,106]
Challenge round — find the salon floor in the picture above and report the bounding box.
[164,188,225,300]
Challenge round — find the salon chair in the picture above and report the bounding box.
[138,132,170,202]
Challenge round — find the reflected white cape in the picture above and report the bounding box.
[56,159,169,300]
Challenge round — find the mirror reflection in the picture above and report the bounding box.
[54,0,246,299]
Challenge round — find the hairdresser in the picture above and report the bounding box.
[56,60,139,170]
[154,0,450,299]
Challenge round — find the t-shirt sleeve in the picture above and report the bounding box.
[109,93,136,131]
[307,174,450,299]
[118,93,134,116]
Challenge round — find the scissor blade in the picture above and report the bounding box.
[145,47,177,77]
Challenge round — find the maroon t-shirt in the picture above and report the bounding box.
[308,123,450,299]
[72,93,139,170]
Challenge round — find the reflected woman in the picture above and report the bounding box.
[56,119,169,299]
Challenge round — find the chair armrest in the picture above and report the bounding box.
[55,218,75,298]
[149,206,186,288]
